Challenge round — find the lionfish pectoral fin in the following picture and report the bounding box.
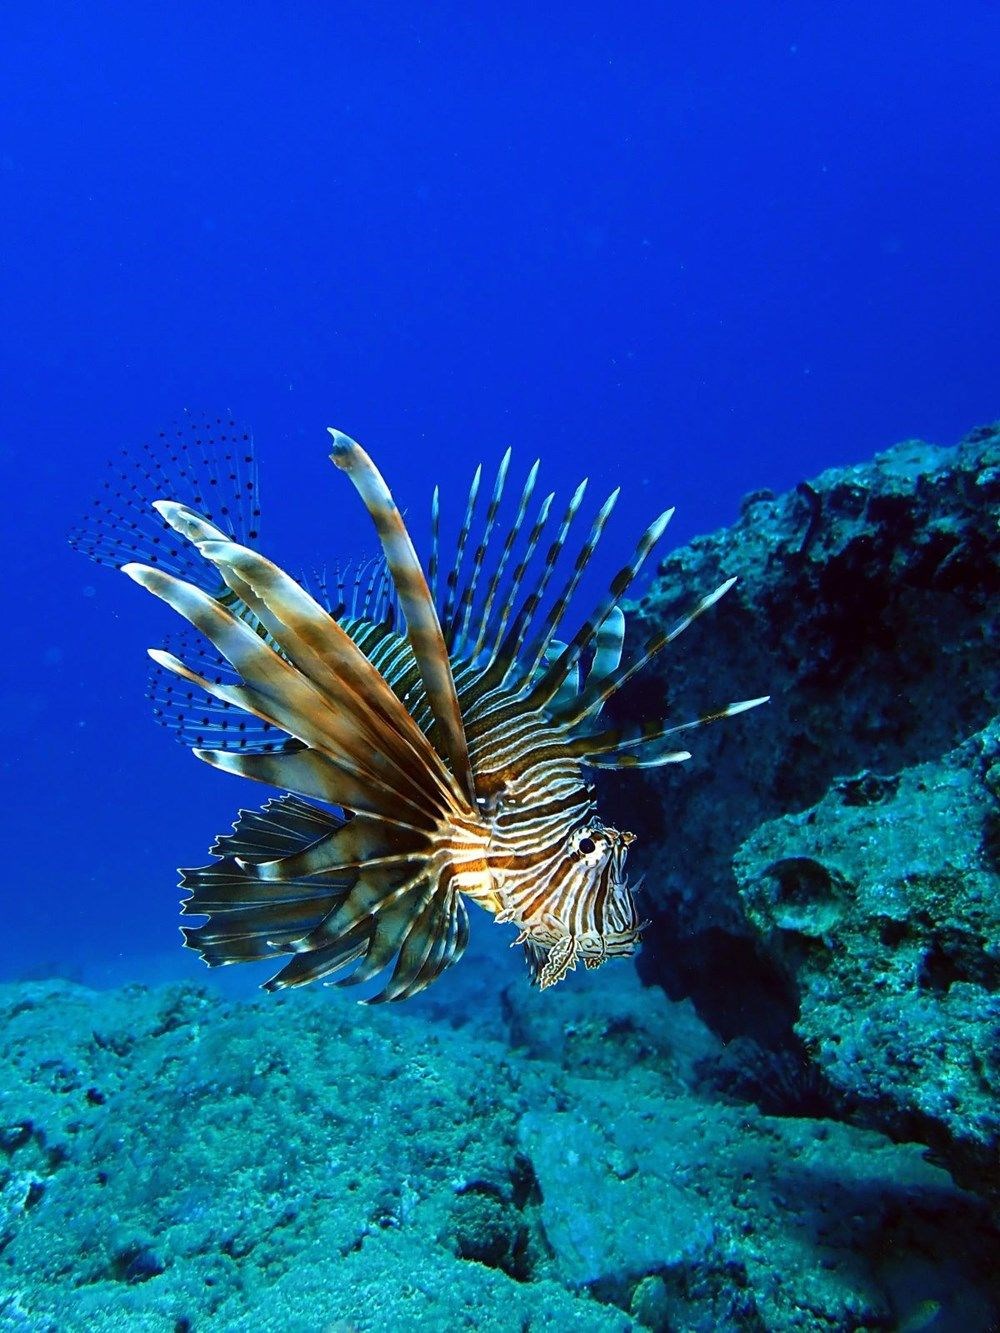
[68,413,261,598]
[182,795,471,998]
[180,796,353,967]
[364,879,470,1003]
[124,555,458,826]
[259,865,470,1002]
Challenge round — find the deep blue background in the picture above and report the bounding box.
[2,2,998,986]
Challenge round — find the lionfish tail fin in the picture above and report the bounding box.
[181,793,474,1000]
[180,796,352,965]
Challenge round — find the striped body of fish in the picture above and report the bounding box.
[71,414,767,1001]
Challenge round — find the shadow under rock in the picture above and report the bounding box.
[764,1160,1000,1333]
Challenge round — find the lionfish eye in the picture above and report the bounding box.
[578,837,596,854]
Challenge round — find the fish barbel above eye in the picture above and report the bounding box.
[70,413,768,1000]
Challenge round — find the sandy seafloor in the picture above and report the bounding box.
[1,932,997,1333]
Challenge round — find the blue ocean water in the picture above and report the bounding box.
[3,1,998,985]
[2,7,1000,1329]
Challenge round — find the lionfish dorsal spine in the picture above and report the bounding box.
[473,478,591,694]
[468,456,540,659]
[442,459,483,629]
[328,429,476,806]
[450,447,511,653]
[521,503,676,715]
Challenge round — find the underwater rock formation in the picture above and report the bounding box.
[608,424,999,1046]
[735,718,1000,1208]
[2,977,998,1330]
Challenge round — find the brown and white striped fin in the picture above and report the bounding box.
[519,486,621,682]
[473,487,553,663]
[123,560,456,826]
[449,447,511,651]
[522,506,675,714]
[442,461,483,629]
[559,577,738,728]
[476,478,590,690]
[180,795,354,967]
[571,695,771,766]
[186,752,472,999]
[150,501,455,792]
[468,458,540,657]
[328,429,476,804]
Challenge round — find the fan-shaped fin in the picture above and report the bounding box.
[126,565,453,824]
[257,858,470,1000]
[209,794,344,862]
[180,796,354,967]
[157,523,450,785]
[130,509,458,788]
[69,412,260,597]
[259,920,373,985]
[334,874,431,989]
[250,813,430,881]
[371,881,469,1003]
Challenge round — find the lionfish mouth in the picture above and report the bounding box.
[70,413,768,1001]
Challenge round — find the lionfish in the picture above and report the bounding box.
[72,414,766,1001]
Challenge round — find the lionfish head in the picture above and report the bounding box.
[481,740,646,988]
[501,822,645,987]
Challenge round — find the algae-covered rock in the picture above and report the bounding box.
[735,719,1000,1204]
[0,980,627,1332]
[3,979,997,1330]
[607,424,999,1041]
[501,960,723,1088]
[518,1076,994,1331]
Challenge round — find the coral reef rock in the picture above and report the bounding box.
[3,977,998,1330]
[607,424,999,1046]
[735,718,1000,1207]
